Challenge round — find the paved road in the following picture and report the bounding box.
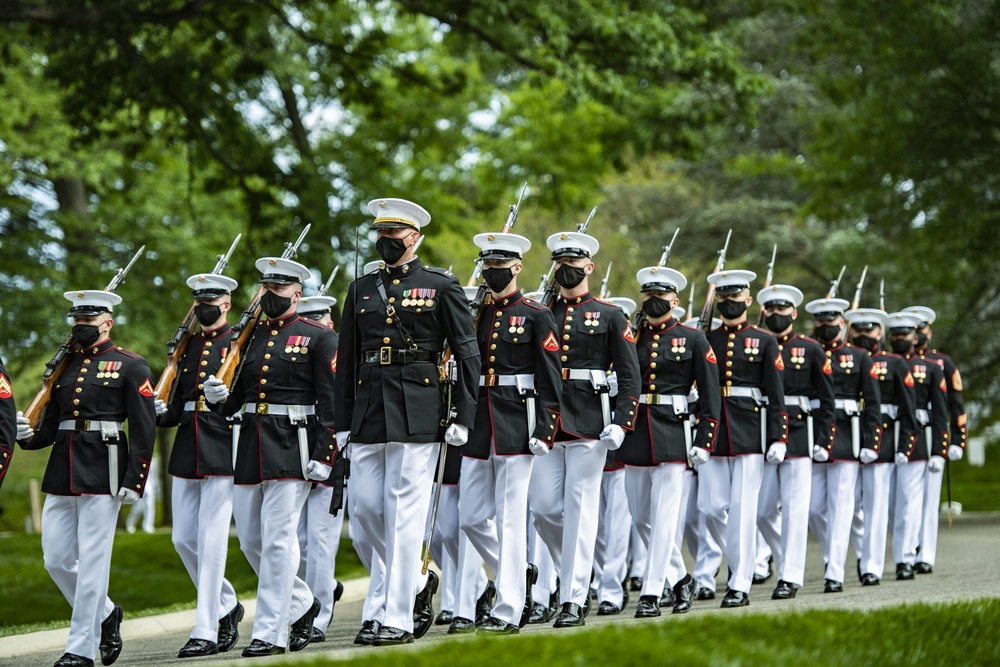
[6,515,998,666]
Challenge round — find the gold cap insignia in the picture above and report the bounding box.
[379,200,387,208]
[560,233,568,240]
[198,276,206,282]
[487,234,496,242]
[268,259,277,266]
[650,268,658,274]
[77,292,85,298]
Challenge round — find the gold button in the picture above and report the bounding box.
[565,325,571,331]
[201,360,208,366]
[491,344,497,350]
[727,350,733,356]
[649,374,656,380]
[268,341,274,347]
[74,399,80,405]
[563,334,570,341]
[198,384,204,389]
[561,355,568,362]
[200,372,207,378]
[494,322,500,328]
[651,343,658,349]
[80,368,88,373]
[563,345,569,351]
[76,387,82,393]
[651,353,657,358]
[73,410,79,416]
[650,362,657,369]
[290,357,296,361]
[490,356,495,362]
[259,392,266,398]
[140,474,144,479]
[653,335,660,341]
[206,341,212,347]
[568,308,574,313]
[566,317,573,322]
[384,337,391,344]
[386,318,393,324]
[84,359,91,365]
[393,279,400,285]
[727,361,733,367]
[424,378,430,384]
[728,341,735,348]
[649,385,656,391]
[389,297,395,303]
[262,365,269,372]
[726,380,732,386]
[492,333,498,339]
[265,353,272,359]
[271,330,278,336]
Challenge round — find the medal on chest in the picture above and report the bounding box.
[671,337,687,354]
[584,311,601,328]
[838,353,854,371]
[744,337,760,359]
[912,364,927,382]
[873,360,888,378]
[790,347,806,365]
[97,361,122,379]
[509,316,526,334]
[286,336,311,354]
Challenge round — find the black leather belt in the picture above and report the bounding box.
[362,348,436,365]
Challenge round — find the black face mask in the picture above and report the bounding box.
[717,299,748,320]
[890,338,913,355]
[764,313,794,333]
[72,323,102,348]
[482,267,515,294]
[814,323,841,342]
[915,332,928,348]
[853,335,879,352]
[555,264,587,289]
[260,290,293,319]
[194,304,222,327]
[376,236,409,265]
[641,296,673,319]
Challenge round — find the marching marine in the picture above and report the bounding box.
[0,357,15,493]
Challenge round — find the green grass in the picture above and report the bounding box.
[0,533,366,636]
[294,598,1000,667]
[947,458,1000,511]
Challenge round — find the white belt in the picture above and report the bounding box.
[243,403,316,417]
[835,398,861,415]
[639,394,690,416]
[58,420,124,432]
[479,374,535,393]
[183,400,211,412]
[785,395,820,413]
[562,368,609,387]
[880,403,899,420]
[721,386,766,403]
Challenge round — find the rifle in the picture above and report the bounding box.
[154,234,242,402]
[598,262,613,300]
[686,284,695,322]
[316,265,340,297]
[698,229,732,335]
[851,265,868,311]
[23,246,146,429]
[468,183,528,316]
[827,265,847,298]
[216,225,311,388]
[630,227,680,333]
[756,244,778,326]
[539,206,597,308]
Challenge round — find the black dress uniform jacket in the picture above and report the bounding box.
[312,324,341,489]
[336,259,481,443]
[0,358,16,492]
[466,291,562,459]
[870,348,918,463]
[708,321,788,456]
[903,352,949,461]
[158,324,236,478]
[821,340,881,461]
[921,348,967,451]
[617,317,720,466]
[22,339,156,496]
[775,332,836,458]
[550,293,641,440]
[212,314,337,484]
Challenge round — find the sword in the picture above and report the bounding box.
[851,416,861,458]
[108,444,120,496]
[422,442,447,576]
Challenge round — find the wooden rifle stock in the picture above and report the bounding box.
[23,339,74,429]
[216,289,264,387]
[153,304,196,402]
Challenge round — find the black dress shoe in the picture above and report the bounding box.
[310,627,326,643]
[527,602,551,625]
[354,620,381,645]
[217,602,244,653]
[519,564,538,628]
[549,578,561,619]
[672,574,697,614]
[178,638,219,658]
[914,562,933,574]
[55,653,94,667]
[659,587,676,608]
[634,595,661,618]
[478,616,519,635]
[752,557,773,585]
[824,579,843,593]
[861,573,880,586]
[372,626,414,646]
[289,597,321,652]
[412,570,438,639]
[629,576,644,592]
[99,604,123,666]
[596,601,621,616]
[476,581,497,627]
[435,610,454,626]
[896,563,915,580]
[241,639,285,657]
[720,589,750,608]
[696,587,716,601]
[448,617,476,634]
[772,580,798,599]
[334,580,345,602]
[553,602,585,627]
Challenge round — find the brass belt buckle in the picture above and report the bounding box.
[81,420,92,431]
[256,403,269,415]
[721,386,732,398]
[196,398,207,412]
[380,347,392,365]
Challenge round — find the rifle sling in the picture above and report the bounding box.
[375,274,420,351]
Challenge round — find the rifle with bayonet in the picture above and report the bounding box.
[216,225,311,387]
[686,284,695,322]
[23,246,146,429]
[827,266,847,299]
[630,227,680,334]
[154,235,242,403]
[851,265,868,311]
[698,230,732,335]
[539,206,597,309]
[468,182,528,319]
[756,244,778,326]
[316,265,340,297]
[599,262,613,300]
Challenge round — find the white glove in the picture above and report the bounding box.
[927,455,945,473]
[16,411,33,441]
[859,448,879,464]
[306,460,332,481]
[948,445,964,461]
[529,438,550,457]
[444,423,469,446]
[202,375,229,404]
[153,398,168,417]
[688,446,710,467]
[607,372,619,398]
[895,451,909,467]
[766,442,786,465]
[117,488,140,505]
[599,424,626,450]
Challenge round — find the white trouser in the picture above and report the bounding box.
[349,485,387,624]
[233,480,312,646]
[757,457,812,586]
[810,461,859,583]
[851,469,864,558]
[690,474,721,591]
[528,509,557,602]
[172,476,238,641]
[42,494,120,660]
[697,455,764,593]
[677,469,696,557]
[629,523,648,581]
[297,484,346,631]
[125,478,157,533]
[594,468,631,606]
[625,463,688,596]
[460,453,533,625]
[890,461,927,565]
[859,463,893,577]
[528,439,606,606]
[432,485,488,617]
[351,442,438,632]
[919,464,945,566]
[808,466,829,561]
[754,530,773,576]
